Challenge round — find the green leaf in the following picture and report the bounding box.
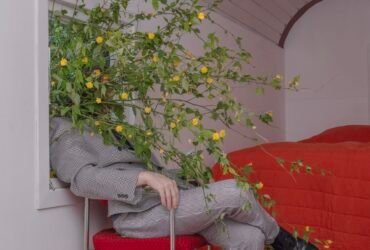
[60,107,70,116]
[242,164,253,175]
[256,86,264,96]
[228,167,239,176]
[69,91,80,105]
[152,0,159,10]
[120,0,129,9]
[276,158,285,167]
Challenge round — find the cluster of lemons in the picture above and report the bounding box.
[59,32,212,104]
[322,239,333,249]
[255,182,263,190]
[303,226,333,249]
[59,36,104,67]
[58,10,229,147]
[212,129,226,141]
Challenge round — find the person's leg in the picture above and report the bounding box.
[113,179,278,244]
[199,218,265,250]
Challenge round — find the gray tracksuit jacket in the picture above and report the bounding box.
[49,117,192,217]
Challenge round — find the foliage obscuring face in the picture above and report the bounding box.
[49,0,284,186]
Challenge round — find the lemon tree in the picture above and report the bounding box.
[49,0,287,201]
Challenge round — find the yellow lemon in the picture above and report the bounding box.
[147,32,155,40]
[212,132,220,141]
[173,58,181,67]
[197,12,205,20]
[51,81,56,87]
[146,130,153,136]
[263,194,271,199]
[96,97,102,104]
[144,106,152,114]
[219,129,225,138]
[81,56,89,64]
[85,81,94,89]
[191,118,199,126]
[289,79,300,88]
[274,74,282,80]
[170,122,177,129]
[102,74,111,82]
[172,75,180,82]
[115,125,124,133]
[200,66,208,74]
[94,121,100,126]
[152,55,159,63]
[256,182,264,190]
[93,69,102,77]
[120,92,129,100]
[206,77,213,84]
[60,58,68,66]
[96,36,104,44]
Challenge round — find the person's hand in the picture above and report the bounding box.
[137,171,179,210]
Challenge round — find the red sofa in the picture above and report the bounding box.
[212,125,370,250]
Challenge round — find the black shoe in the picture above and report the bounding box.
[270,227,318,250]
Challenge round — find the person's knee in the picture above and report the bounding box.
[247,228,265,248]
[235,228,265,250]
[210,179,253,207]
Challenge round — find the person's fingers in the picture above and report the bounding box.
[171,180,179,208]
[146,173,178,209]
[168,183,176,209]
[159,188,166,208]
[164,183,172,209]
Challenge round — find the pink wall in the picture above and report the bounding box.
[138,5,286,166]
[177,13,286,165]
[284,0,370,141]
[150,14,285,165]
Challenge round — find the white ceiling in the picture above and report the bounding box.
[208,0,317,47]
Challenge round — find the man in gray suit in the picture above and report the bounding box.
[50,117,317,250]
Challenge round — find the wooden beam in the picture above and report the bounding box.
[278,0,323,48]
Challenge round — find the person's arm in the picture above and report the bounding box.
[50,127,144,205]
[137,171,179,209]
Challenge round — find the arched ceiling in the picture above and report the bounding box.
[209,0,323,48]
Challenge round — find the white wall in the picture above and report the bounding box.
[0,1,109,250]
[0,1,284,250]
[197,13,286,164]
[285,0,370,141]
[139,7,285,165]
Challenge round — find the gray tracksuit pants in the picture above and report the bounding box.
[112,179,279,250]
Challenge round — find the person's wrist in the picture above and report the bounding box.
[137,171,149,186]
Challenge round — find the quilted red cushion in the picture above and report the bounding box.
[212,142,370,250]
[300,125,370,143]
[93,229,209,250]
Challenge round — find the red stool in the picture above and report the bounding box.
[83,198,212,250]
[93,229,209,250]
